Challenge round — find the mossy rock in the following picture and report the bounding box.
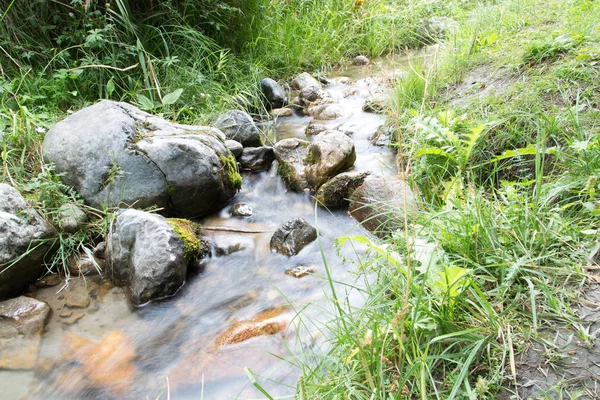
[167,218,203,262]
[219,154,243,190]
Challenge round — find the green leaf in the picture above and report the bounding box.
[106,78,115,98]
[161,88,184,106]
[136,94,155,111]
[414,147,457,163]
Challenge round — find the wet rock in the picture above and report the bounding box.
[0,296,50,369]
[37,273,61,288]
[363,94,387,113]
[107,209,198,305]
[57,203,87,233]
[285,266,316,278]
[290,72,321,91]
[225,139,243,158]
[305,122,328,136]
[418,17,458,44]
[386,69,407,85]
[214,109,263,147]
[352,55,370,65]
[213,235,251,256]
[0,184,57,300]
[336,77,352,85]
[300,85,323,104]
[93,241,106,259]
[68,253,104,276]
[318,76,331,85]
[231,203,253,217]
[43,101,239,218]
[61,310,85,325]
[273,138,310,191]
[270,218,317,256]
[315,171,370,209]
[260,78,287,110]
[215,307,289,347]
[239,146,275,171]
[343,87,357,97]
[313,104,346,120]
[349,176,418,236]
[306,130,356,190]
[65,289,90,309]
[270,108,293,117]
[370,125,394,147]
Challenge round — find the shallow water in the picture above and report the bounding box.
[0,48,436,400]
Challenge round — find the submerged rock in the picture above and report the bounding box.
[349,176,418,236]
[352,55,370,65]
[0,296,50,369]
[418,17,458,44]
[306,130,356,190]
[231,202,253,217]
[0,184,57,300]
[306,122,328,136]
[285,265,316,278]
[239,146,275,171]
[270,108,293,118]
[43,101,240,218]
[312,104,346,120]
[273,138,310,191]
[260,78,287,110]
[315,171,370,209]
[214,109,263,147]
[215,307,289,347]
[270,218,317,256]
[107,209,204,305]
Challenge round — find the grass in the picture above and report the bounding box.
[293,0,600,398]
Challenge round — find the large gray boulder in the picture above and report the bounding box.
[314,171,370,209]
[0,296,50,369]
[273,138,310,191]
[260,78,287,110]
[349,176,418,236]
[306,130,356,190]
[270,218,317,256]
[0,184,57,300]
[43,101,240,218]
[107,209,203,305]
[214,110,263,147]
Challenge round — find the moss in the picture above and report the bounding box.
[305,148,316,165]
[219,154,242,190]
[167,183,177,196]
[167,218,203,262]
[277,161,300,190]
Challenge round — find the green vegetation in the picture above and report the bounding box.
[295,0,600,398]
[166,218,203,262]
[219,153,243,189]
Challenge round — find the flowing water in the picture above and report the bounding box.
[0,48,435,400]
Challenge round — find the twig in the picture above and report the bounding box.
[67,63,139,72]
[202,226,270,233]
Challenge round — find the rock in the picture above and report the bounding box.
[343,87,357,97]
[290,72,321,91]
[270,108,293,118]
[305,122,328,136]
[349,176,418,236]
[352,55,370,65]
[213,234,251,256]
[336,77,352,84]
[215,307,289,347]
[214,109,263,147]
[231,203,253,217]
[418,17,458,44]
[43,101,240,218]
[306,130,356,190]
[313,104,346,120]
[65,289,90,309]
[0,296,50,369]
[300,85,323,104]
[285,266,315,278]
[370,125,394,146]
[61,310,85,326]
[107,209,203,305]
[239,146,275,171]
[273,138,310,191]
[0,184,57,300]
[57,203,87,233]
[260,78,287,109]
[37,273,61,288]
[270,218,317,256]
[386,69,407,85]
[363,94,387,114]
[225,140,243,158]
[315,171,370,209]
[68,253,103,276]
[93,242,106,259]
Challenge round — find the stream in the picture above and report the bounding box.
[1,48,434,400]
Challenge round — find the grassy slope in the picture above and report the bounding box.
[296,0,600,398]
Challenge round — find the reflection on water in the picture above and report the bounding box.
[1,48,436,400]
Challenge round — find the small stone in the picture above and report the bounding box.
[336,77,352,84]
[239,146,275,171]
[58,203,88,233]
[37,273,61,288]
[61,311,85,325]
[270,108,293,117]
[232,203,253,217]
[285,266,316,278]
[343,88,357,97]
[313,104,346,120]
[65,291,91,309]
[306,122,328,136]
[68,253,103,276]
[59,309,73,318]
[270,218,317,256]
[352,55,370,66]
